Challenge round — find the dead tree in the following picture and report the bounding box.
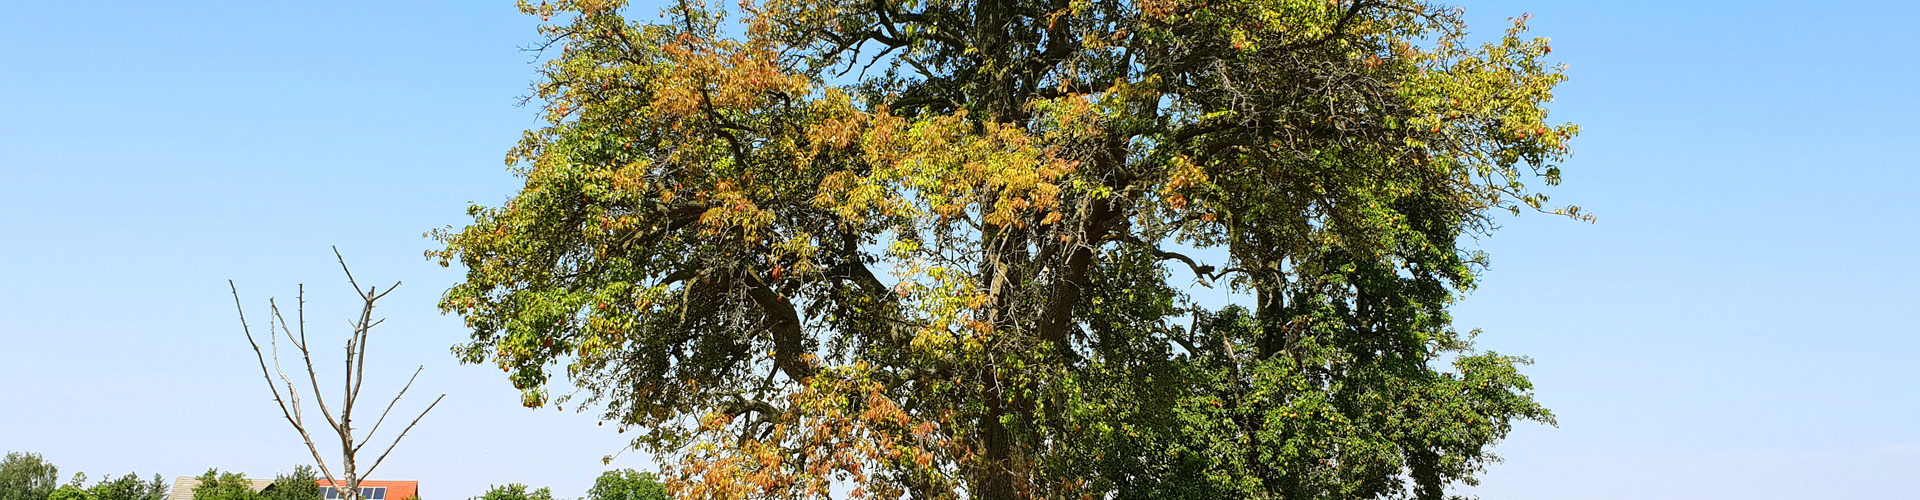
[228,248,444,500]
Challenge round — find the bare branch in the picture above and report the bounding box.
[333,246,365,300]
[233,282,342,488]
[358,393,444,481]
[349,283,375,411]
[266,299,308,428]
[285,284,345,438]
[355,365,426,455]
[231,281,292,420]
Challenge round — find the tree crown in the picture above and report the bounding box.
[437,0,1577,497]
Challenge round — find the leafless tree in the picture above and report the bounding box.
[228,248,444,500]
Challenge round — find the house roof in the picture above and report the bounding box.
[165,477,419,500]
[316,479,419,500]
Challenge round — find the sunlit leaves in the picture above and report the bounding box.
[439,0,1579,498]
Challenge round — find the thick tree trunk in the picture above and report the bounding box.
[976,371,1020,500]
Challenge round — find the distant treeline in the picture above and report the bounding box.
[473,469,666,500]
[1,452,667,500]
[1,451,167,500]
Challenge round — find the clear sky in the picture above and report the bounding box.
[1,1,1915,499]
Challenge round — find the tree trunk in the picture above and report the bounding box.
[976,371,1019,500]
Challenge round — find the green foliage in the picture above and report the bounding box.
[45,486,87,500]
[438,0,1576,497]
[183,467,324,500]
[469,485,550,500]
[585,470,666,500]
[190,470,256,500]
[1,452,168,500]
[260,467,319,500]
[0,452,59,500]
[0,453,168,500]
[83,474,167,500]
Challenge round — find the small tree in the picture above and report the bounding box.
[44,486,87,500]
[230,249,444,500]
[188,470,254,500]
[259,467,319,500]
[469,485,550,500]
[584,471,665,500]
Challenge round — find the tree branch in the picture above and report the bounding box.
[1113,233,1219,285]
[742,271,818,381]
[233,282,342,491]
[358,393,445,481]
[354,365,426,455]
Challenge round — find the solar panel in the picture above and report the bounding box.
[313,484,390,499]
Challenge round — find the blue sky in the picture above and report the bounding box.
[2,1,1916,499]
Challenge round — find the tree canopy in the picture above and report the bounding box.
[190,470,258,500]
[45,486,88,500]
[262,467,322,500]
[435,0,1579,497]
[0,453,168,500]
[585,470,667,500]
[187,467,322,500]
[0,453,60,500]
[80,474,168,500]
[470,484,552,500]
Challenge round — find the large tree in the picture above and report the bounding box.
[0,452,60,500]
[435,0,1580,498]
